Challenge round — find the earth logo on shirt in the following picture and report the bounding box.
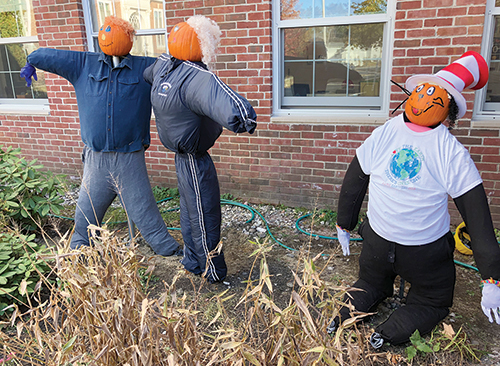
[386,146,423,186]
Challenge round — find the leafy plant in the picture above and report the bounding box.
[406,329,440,361]
[0,230,52,315]
[406,325,485,363]
[152,186,179,202]
[220,192,235,201]
[137,266,159,292]
[0,145,65,231]
[317,209,338,228]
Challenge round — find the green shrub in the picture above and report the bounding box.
[220,192,235,201]
[152,186,179,202]
[0,145,65,231]
[0,231,52,315]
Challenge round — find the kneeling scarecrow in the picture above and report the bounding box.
[330,51,500,348]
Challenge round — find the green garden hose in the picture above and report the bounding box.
[49,199,482,272]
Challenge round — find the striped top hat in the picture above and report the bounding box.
[405,51,489,119]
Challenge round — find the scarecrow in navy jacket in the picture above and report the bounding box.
[20,16,182,256]
[143,15,257,283]
[329,51,500,348]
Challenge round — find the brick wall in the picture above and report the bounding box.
[1,0,499,227]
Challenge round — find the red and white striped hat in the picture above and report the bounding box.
[405,51,489,118]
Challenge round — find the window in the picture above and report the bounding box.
[82,0,167,58]
[153,9,165,49]
[272,0,394,116]
[475,0,500,123]
[0,0,48,113]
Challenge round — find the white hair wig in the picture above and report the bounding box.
[186,15,221,68]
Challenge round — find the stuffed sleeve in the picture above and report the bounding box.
[337,155,370,231]
[453,183,500,280]
[27,48,85,84]
[183,72,257,134]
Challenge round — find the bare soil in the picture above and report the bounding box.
[122,211,500,366]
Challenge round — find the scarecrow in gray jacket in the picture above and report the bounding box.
[143,15,257,283]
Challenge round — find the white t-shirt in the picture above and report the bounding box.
[356,114,482,245]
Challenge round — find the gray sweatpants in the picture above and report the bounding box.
[70,146,180,255]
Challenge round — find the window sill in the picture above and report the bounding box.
[271,111,389,125]
[0,104,50,116]
[470,114,500,128]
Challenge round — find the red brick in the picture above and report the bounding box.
[424,18,453,27]
[455,16,485,26]
[423,0,453,6]
[452,36,484,45]
[407,9,436,18]
[422,38,451,47]
[468,5,486,15]
[407,28,436,38]
[407,48,435,57]
[438,27,467,37]
[394,39,421,48]
[437,7,468,17]
[395,19,423,30]
[397,1,423,10]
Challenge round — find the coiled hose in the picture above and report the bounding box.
[51,198,481,271]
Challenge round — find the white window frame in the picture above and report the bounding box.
[153,8,165,48]
[96,0,114,27]
[81,0,167,57]
[0,1,49,115]
[473,0,500,126]
[271,0,395,120]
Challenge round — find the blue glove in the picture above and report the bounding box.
[481,283,500,324]
[336,224,350,256]
[20,62,37,87]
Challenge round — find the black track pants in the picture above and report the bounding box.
[175,152,227,283]
[338,219,455,345]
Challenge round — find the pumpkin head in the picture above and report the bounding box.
[405,83,450,127]
[168,22,202,62]
[98,16,135,57]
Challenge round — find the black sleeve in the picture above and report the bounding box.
[337,155,370,231]
[453,183,500,280]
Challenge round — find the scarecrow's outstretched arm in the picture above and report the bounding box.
[337,155,370,231]
[184,70,257,134]
[27,48,85,84]
[454,184,500,280]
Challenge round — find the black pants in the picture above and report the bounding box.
[338,219,456,345]
[175,152,227,283]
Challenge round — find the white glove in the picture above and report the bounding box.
[336,224,350,256]
[481,283,500,324]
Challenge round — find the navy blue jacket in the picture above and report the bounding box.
[143,55,257,154]
[28,49,155,152]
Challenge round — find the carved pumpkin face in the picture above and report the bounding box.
[405,83,450,127]
[168,22,202,62]
[98,18,133,57]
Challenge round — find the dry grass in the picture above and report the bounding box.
[0,222,481,366]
